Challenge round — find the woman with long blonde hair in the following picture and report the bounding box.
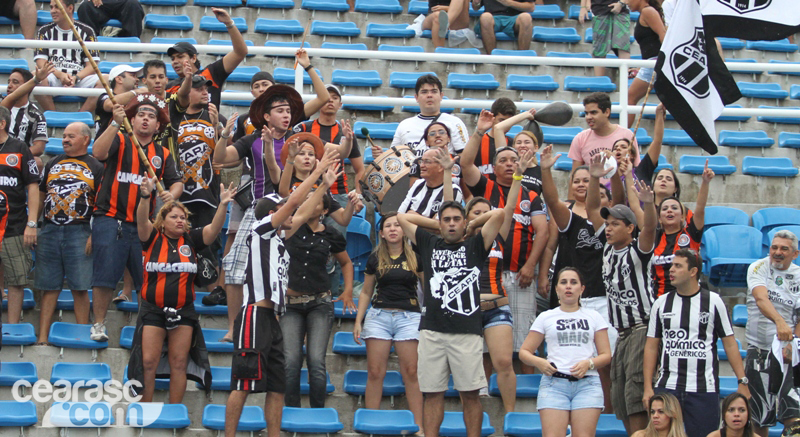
[633,393,688,437]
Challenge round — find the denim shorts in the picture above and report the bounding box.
[91,215,143,290]
[537,374,605,411]
[635,57,657,83]
[361,308,421,342]
[482,304,513,329]
[35,223,93,290]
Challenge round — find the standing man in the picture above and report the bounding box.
[89,95,183,341]
[474,0,534,55]
[569,93,639,172]
[34,0,101,113]
[397,203,506,437]
[0,106,39,324]
[586,154,656,435]
[745,231,800,437]
[95,64,141,138]
[643,249,750,437]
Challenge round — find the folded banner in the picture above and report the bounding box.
[702,0,800,41]
[655,0,741,155]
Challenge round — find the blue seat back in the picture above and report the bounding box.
[704,206,749,229]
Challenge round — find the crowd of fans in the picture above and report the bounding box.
[0,2,799,437]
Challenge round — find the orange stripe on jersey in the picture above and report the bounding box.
[176,235,190,308]
[106,133,126,219]
[489,256,501,295]
[480,135,490,167]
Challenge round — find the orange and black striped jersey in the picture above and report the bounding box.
[293,119,361,195]
[93,132,182,223]
[467,174,547,272]
[142,228,207,309]
[480,239,506,297]
[475,133,497,176]
[650,218,703,297]
[0,189,9,251]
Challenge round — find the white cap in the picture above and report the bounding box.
[108,64,141,82]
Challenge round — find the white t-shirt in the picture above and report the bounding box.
[746,257,800,350]
[662,0,676,26]
[391,113,469,158]
[530,306,608,376]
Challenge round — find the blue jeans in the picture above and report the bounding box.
[91,215,143,290]
[324,193,349,296]
[654,387,720,437]
[35,223,93,290]
[280,295,334,408]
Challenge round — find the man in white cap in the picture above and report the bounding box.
[94,64,141,139]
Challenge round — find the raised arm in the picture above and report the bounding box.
[586,154,607,233]
[202,182,236,245]
[502,150,535,239]
[93,104,124,161]
[262,126,283,186]
[610,155,627,207]
[176,60,193,109]
[274,151,337,235]
[328,119,354,160]
[1,62,53,109]
[461,110,495,187]
[212,8,247,74]
[692,160,714,230]
[646,104,666,166]
[491,108,536,149]
[479,209,506,251]
[137,177,156,241]
[634,180,657,252]
[298,49,331,118]
[396,213,420,245]
[289,163,341,234]
[539,145,572,230]
[434,148,455,202]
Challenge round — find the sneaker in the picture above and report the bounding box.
[202,286,227,306]
[101,26,122,37]
[90,322,108,342]
[479,386,489,397]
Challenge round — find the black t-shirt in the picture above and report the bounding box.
[415,227,488,335]
[552,211,605,300]
[94,93,115,139]
[289,175,343,216]
[365,252,422,312]
[285,223,347,295]
[428,0,449,13]
[165,59,230,110]
[591,0,619,16]
[635,153,657,187]
[170,99,219,207]
[0,137,40,236]
[40,154,104,226]
[233,113,255,142]
[482,0,532,15]
[521,166,542,195]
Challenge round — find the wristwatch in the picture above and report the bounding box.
[589,359,596,370]
[738,377,749,385]
[26,221,37,229]
[110,120,120,128]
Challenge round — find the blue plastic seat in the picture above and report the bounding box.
[717,104,751,122]
[717,37,745,50]
[654,155,673,172]
[779,132,800,148]
[595,414,628,437]
[745,39,798,52]
[489,373,541,397]
[719,130,775,148]
[311,20,361,37]
[564,75,616,92]
[719,376,738,397]
[546,51,592,58]
[302,0,349,11]
[347,217,373,279]
[531,4,565,20]
[203,328,234,352]
[0,362,37,386]
[194,0,242,5]
[447,73,500,91]
[225,66,262,83]
[584,27,634,44]
[702,225,765,287]
[0,34,24,40]
[0,16,20,26]
[247,0,295,7]
[757,106,800,124]
[504,412,542,437]
[492,49,538,57]
[703,206,750,229]
[439,412,494,437]
[355,0,403,14]
[116,291,138,312]
[343,370,406,397]
[366,23,415,39]
[332,70,383,88]
[0,401,38,427]
[541,126,582,144]
[321,42,369,51]
[43,111,93,129]
[389,71,437,89]
[272,67,324,85]
[282,407,344,434]
[717,338,746,361]
[140,0,186,4]
[792,85,800,100]
[201,366,232,391]
[738,82,788,99]
[353,409,419,435]
[379,44,425,53]
[300,368,335,394]
[97,36,141,53]
[407,0,428,14]
[2,288,35,310]
[97,61,145,75]
[199,16,247,33]
[51,363,111,386]
[203,405,266,432]
[679,155,736,175]
[768,60,800,77]
[36,10,81,26]
[49,322,107,349]
[732,304,747,327]
[56,289,93,310]
[435,47,482,55]
[0,58,29,74]
[353,122,398,139]
[662,129,695,146]
[144,14,193,31]
[554,154,573,171]
[332,331,366,355]
[753,208,800,247]
[126,403,190,428]
[120,326,135,349]
[341,94,394,112]
[123,365,169,390]
[533,26,580,43]
[264,40,311,58]
[632,128,652,146]
[194,292,228,315]
[567,4,593,20]
[742,157,798,177]
[254,18,304,35]
[506,74,558,91]
[50,402,116,427]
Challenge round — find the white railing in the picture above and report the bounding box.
[3,39,800,126]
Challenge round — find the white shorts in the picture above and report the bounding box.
[581,296,618,353]
[46,72,99,89]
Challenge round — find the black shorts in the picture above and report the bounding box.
[140,300,197,329]
[231,305,285,394]
[0,1,18,19]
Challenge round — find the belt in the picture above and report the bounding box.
[617,322,648,339]
[480,296,509,311]
[286,291,331,305]
[551,371,579,382]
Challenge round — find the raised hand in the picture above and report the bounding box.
[635,179,655,204]
[476,109,494,133]
[211,7,233,25]
[701,159,715,183]
[183,59,193,76]
[295,49,311,68]
[323,162,342,187]
[588,153,608,179]
[140,176,156,196]
[617,155,631,177]
[539,145,561,170]
[222,112,238,139]
[525,107,537,120]
[655,103,666,119]
[35,61,55,84]
[433,147,453,170]
[318,148,340,171]
[219,181,237,205]
[518,149,536,174]
[341,119,353,142]
[208,103,219,131]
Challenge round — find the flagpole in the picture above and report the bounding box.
[631,73,657,142]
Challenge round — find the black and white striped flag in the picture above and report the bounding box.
[702,0,800,41]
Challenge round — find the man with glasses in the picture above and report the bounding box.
[398,148,464,228]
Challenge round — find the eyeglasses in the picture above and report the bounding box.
[427,130,448,138]
[420,159,437,165]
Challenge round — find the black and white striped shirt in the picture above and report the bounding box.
[243,213,288,313]
[34,22,100,77]
[398,179,464,218]
[9,103,47,147]
[648,288,734,392]
[599,225,654,330]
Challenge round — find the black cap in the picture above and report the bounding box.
[254,194,285,219]
[167,41,198,57]
[250,71,274,87]
[191,75,213,88]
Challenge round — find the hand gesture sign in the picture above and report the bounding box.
[539,145,561,170]
[476,109,494,133]
[701,159,715,183]
[634,179,655,204]
[433,147,453,170]
[219,181,237,205]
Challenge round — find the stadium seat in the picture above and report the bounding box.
[199,16,247,33]
[347,217,372,277]
[334,298,360,319]
[567,5,592,19]
[120,326,134,349]
[732,304,747,327]
[354,122,398,139]
[742,157,798,177]
[0,16,20,26]
[355,0,403,14]
[226,66,263,83]
[564,76,616,92]
[533,26,581,43]
[389,71,438,89]
[703,206,750,229]
[407,0,429,15]
[49,322,107,349]
[126,403,190,428]
[43,111,94,128]
[247,0,295,8]
[0,362,37,386]
[56,289,93,311]
[97,36,141,53]
[194,0,242,5]
[332,70,383,88]
[149,38,196,56]
[541,126,582,144]
[97,61,145,74]
[757,106,800,124]
[400,95,454,114]
[506,74,559,91]
[272,67,324,85]
[435,47,482,56]
[719,376,737,398]
[123,366,170,390]
[546,51,592,58]
[116,291,139,312]
[504,412,542,437]
[341,94,394,112]
[343,370,406,398]
[254,18,304,35]
[353,409,420,435]
[662,129,695,146]
[321,42,368,51]
[745,39,798,52]
[203,329,235,353]
[140,0,187,4]
[447,73,500,91]
[633,128,653,146]
[779,132,800,148]
[737,82,788,99]
[792,85,800,100]
[2,288,35,310]
[654,155,673,172]
[489,373,541,397]
[203,405,266,432]
[0,58,29,74]
[440,412,494,437]
[596,415,628,437]
[302,0,349,12]
[194,292,228,316]
[702,225,764,287]
[725,58,761,75]
[768,60,800,76]
[554,154,573,171]
[379,44,425,53]
[0,401,37,427]
[0,34,24,40]
[531,4,565,19]
[366,23,416,39]
[49,402,116,427]
[299,369,335,394]
[332,331,366,355]
[717,338,746,360]
[282,407,344,434]
[144,14,193,31]
[679,155,736,175]
[50,363,112,386]
[584,28,634,44]
[717,104,751,122]
[36,11,81,26]
[311,20,361,37]
[753,207,800,246]
[264,40,311,57]
[717,37,745,50]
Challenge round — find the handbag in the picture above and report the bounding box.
[233,179,254,211]
[194,251,219,288]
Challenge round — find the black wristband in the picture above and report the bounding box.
[304,64,313,72]
[139,193,151,199]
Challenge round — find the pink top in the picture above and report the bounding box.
[568,125,641,168]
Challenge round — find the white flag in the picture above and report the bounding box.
[702,0,800,40]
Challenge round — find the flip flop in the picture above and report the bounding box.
[35,342,52,346]
[438,11,449,39]
[112,292,130,303]
[220,336,233,343]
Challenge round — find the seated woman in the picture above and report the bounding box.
[632,393,688,437]
[707,393,755,437]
